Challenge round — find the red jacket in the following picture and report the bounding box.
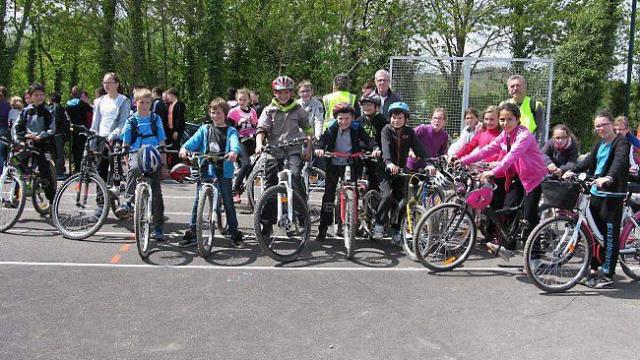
[456,127,502,161]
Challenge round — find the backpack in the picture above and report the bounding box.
[130,113,159,145]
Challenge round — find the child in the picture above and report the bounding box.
[314,103,379,241]
[373,102,429,244]
[354,94,387,191]
[14,83,56,201]
[448,108,479,156]
[117,88,167,240]
[406,107,449,172]
[179,98,243,248]
[227,88,258,203]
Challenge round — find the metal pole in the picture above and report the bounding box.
[625,0,637,116]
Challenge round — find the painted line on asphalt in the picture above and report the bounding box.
[20,208,255,216]
[0,261,521,273]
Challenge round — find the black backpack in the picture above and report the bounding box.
[129,113,159,145]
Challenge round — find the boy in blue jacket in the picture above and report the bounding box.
[179,98,243,247]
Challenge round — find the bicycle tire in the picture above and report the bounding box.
[31,173,54,216]
[215,191,228,235]
[134,184,152,259]
[246,166,265,210]
[422,186,445,211]
[342,188,357,260]
[197,185,216,257]
[362,190,381,239]
[414,203,476,271]
[0,170,26,232]
[306,166,325,224]
[523,216,591,293]
[401,204,427,261]
[52,172,110,240]
[617,219,640,280]
[253,185,310,262]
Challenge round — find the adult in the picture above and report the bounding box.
[66,86,93,173]
[0,86,10,171]
[151,87,168,126]
[561,110,630,288]
[500,74,544,140]
[374,69,402,119]
[322,73,359,127]
[48,92,69,179]
[541,124,579,175]
[296,80,324,140]
[164,88,186,168]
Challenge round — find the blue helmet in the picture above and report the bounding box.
[139,145,162,175]
[387,102,410,116]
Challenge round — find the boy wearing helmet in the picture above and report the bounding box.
[355,94,387,191]
[117,88,167,240]
[314,103,380,241]
[373,102,429,243]
[178,98,244,247]
[255,76,313,234]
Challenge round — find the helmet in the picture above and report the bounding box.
[359,94,381,107]
[139,145,162,175]
[332,103,356,118]
[169,163,191,182]
[271,76,295,91]
[387,102,410,115]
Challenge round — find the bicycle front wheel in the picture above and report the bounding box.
[414,203,476,271]
[134,184,152,259]
[342,188,357,260]
[52,172,110,239]
[0,169,26,232]
[254,185,310,262]
[523,216,591,293]
[197,185,216,258]
[401,204,427,262]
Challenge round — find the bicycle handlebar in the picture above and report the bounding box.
[264,137,309,151]
[0,136,41,155]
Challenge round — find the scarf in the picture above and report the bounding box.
[270,98,298,112]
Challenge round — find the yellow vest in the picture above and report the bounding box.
[518,96,537,133]
[322,91,356,130]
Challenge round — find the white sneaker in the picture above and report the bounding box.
[372,224,384,241]
[486,243,514,262]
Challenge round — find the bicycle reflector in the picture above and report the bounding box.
[170,163,191,182]
[466,187,493,210]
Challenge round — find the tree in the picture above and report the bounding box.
[99,0,117,73]
[0,0,34,87]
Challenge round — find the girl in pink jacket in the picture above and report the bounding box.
[459,103,547,254]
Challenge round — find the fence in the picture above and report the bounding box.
[389,56,554,142]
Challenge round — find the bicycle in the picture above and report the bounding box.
[51,125,127,239]
[322,151,377,259]
[523,174,640,292]
[413,167,529,271]
[253,137,311,262]
[0,137,56,231]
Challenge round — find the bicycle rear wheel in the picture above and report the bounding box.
[306,166,325,224]
[52,172,110,239]
[401,204,427,261]
[414,203,476,271]
[0,169,26,232]
[523,216,591,293]
[361,190,381,239]
[31,170,55,216]
[618,219,640,280]
[254,185,310,262]
[134,184,152,259]
[196,186,216,257]
[246,167,265,210]
[342,188,357,260]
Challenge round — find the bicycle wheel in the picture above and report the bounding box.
[254,185,310,262]
[306,166,325,224]
[0,169,26,232]
[361,190,381,238]
[52,172,110,239]
[342,188,357,260]
[134,183,152,259]
[618,219,640,280]
[31,173,54,216]
[523,216,591,293]
[246,166,265,210]
[401,204,427,262]
[414,203,476,271]
[422,186,445,211]
[215,191,228,235]
[196,185,217,257]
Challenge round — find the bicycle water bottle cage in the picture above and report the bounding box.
[466,187,493,210]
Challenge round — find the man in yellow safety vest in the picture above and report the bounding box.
[500,74,544,141]
[322,74,359,130]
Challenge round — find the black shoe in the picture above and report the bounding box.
[178,237,197,247]
[230,232,245,248]
[260,224,273,238]
[316,226,328,242]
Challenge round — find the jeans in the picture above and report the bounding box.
[189,177,239,235]
[124,154,165,227]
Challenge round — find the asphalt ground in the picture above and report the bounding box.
[1,178,639,359]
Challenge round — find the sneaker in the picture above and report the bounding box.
[89,208,103,222]
[233,193,242,204]
[230,231,245,248]
[391,230,402,246]
[317,226,328,242]
[260,224,273,238]
[585,274,614,289]
[372,224,385,241]
[486,243,514,262]
[179,229,197,246]
[114,203,133,218]
[152,226,165,242]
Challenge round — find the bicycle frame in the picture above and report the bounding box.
[339,164,358,225]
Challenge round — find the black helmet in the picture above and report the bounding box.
[359,94,381,107]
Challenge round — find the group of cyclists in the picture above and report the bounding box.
[1,70,638,292]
